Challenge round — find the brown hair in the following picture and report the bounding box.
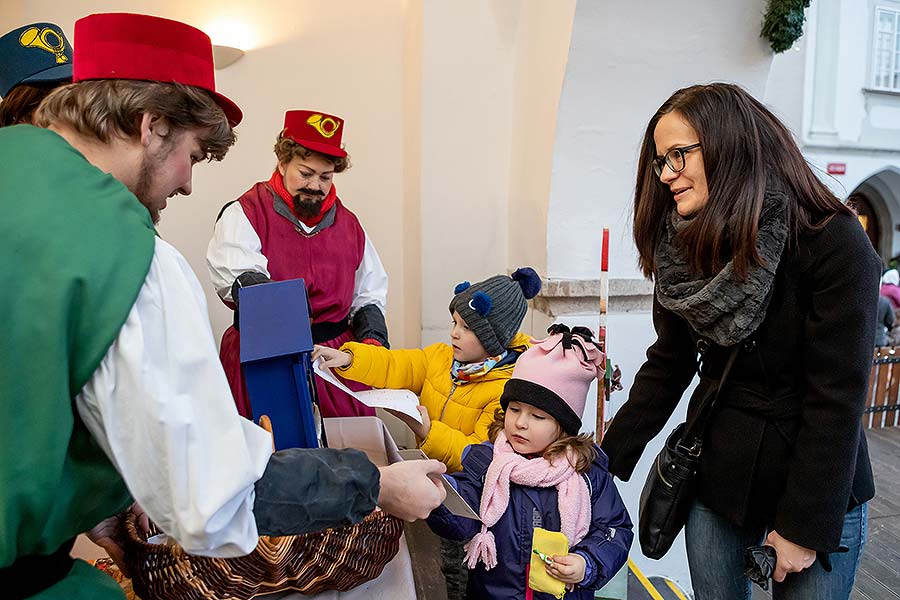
[0,82,64,127]
[274,135,351,172]
[487,408,598,474]
[33,80,235,161]
[633,82,853,280]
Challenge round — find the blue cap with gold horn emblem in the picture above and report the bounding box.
[0,22,73,98]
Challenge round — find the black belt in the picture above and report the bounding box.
[311,317,349,344]
[721,385,802,421]
[0,538,76,599]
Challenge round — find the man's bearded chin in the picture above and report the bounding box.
[292,190,325,218]
[133,157,161,225]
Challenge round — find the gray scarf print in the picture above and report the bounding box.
[654,189,789,347]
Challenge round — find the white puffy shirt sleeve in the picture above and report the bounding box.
[207,202,269,302]
[75,237,273,557]
[350,229,388,316]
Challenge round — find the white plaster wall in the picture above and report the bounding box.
[546,0,773,283]
[805,0,900,151]
[834,0,869,143]
[507,0,576,276]
[763,28,808,138]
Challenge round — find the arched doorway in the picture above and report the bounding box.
[851,168,900,265]
[849,193,881,253]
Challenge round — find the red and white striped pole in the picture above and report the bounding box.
[596,228,609,441]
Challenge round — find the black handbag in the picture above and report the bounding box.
[638,344,740,559]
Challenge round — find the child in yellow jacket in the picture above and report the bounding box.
[313,267,541,473]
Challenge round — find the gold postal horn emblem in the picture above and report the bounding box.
[307,114,341,139]
[19,26,68,64]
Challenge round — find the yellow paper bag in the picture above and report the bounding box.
[528,527,569,599]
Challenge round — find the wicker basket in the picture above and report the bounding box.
[122,509,403,599]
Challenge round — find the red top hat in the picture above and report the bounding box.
[72,13,242,127]
[281,109,347,158]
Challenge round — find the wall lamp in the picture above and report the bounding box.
[212,45,245,69]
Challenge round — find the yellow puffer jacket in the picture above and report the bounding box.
[339,332,531,472]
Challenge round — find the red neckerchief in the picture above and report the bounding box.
[267,169,337,227]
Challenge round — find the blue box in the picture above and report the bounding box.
[239,278,319,450]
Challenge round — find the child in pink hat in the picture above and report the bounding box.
[427,324,633,599]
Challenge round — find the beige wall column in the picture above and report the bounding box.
[401,0,423,348]
[418,0,516,346]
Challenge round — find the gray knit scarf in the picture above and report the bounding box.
[654,189,789,347]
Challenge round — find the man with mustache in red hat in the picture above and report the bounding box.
[208,109,389,419]
[0,14,444,600]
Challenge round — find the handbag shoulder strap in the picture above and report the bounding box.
[681,344,741,450]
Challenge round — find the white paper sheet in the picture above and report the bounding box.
[398,449,482,521]
[313,358,423,424]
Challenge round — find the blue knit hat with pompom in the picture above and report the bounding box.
[449,267,542,356]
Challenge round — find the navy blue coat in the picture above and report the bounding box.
[427,442,633,600]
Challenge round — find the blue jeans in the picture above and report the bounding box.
[684,500,867,600]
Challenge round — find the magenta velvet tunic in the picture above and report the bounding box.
[220,182,375,419]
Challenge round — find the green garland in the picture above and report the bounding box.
[761,0,811,53]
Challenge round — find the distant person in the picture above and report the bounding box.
[876,295,894,347]
[881,268,900,309]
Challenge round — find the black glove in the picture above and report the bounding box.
[744,545,776,590]
[744,544,849,589]
[350,304,389,348]
[231,271,271,331]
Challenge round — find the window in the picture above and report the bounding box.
[872,7,900,90]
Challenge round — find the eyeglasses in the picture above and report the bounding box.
[652,143,701,178]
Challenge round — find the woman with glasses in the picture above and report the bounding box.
[600,83,877,599]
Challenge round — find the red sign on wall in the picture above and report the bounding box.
[827,163,847,175]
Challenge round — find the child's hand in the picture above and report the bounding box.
[386,405,432,442]
[546,552,586,585]
[312,345,352,369]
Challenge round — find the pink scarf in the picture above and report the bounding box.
[463,432,592,570]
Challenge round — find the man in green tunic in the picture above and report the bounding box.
[0,13,445,600]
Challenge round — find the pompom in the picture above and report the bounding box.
[470,291,493,316]
[571,325,596,342]
[454,281,471,294]
[547,323,570,335]
[510,267,541,299]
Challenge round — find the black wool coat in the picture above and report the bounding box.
[601,212,880,553]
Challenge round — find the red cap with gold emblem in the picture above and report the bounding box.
[72,13,242,127]
[281,109,347,158]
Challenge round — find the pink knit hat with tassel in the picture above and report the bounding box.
[499,324,605,435]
